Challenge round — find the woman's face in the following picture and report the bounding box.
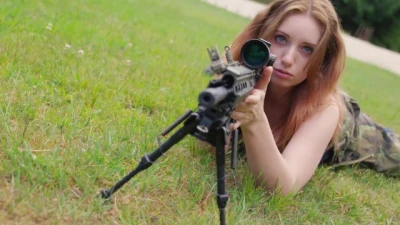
[268,13,323,89]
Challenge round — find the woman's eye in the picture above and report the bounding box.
[302,46,313,54]
[276,35,286,43]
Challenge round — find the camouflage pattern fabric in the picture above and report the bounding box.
[326,91,400,177]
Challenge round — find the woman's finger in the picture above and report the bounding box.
[232,120,241,130]
[230,110,245,121]
[254,66,273,91]
[245,94,260,105]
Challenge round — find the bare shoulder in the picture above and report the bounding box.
[317,94,340,113]
[302,95,340,136]
[317,96,340,119]
[295,100,339,139]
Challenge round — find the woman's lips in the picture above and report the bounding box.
[273,68,293,79]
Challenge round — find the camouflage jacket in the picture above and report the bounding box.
[322,91,400,177]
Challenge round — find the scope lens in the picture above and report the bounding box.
[241,39,270,69]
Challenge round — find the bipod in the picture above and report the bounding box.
[98,109,238,225]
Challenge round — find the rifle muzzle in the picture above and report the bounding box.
[198,87,229,107]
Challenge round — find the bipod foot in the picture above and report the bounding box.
[98,189,112,199]
[97,112,201,200]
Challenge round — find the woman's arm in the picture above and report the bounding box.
[241,103,339,195]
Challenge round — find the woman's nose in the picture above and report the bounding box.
[281,47,295,67]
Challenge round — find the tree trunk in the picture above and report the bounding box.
[354,24,375,41]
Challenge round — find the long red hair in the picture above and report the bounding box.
[230,0,346,151]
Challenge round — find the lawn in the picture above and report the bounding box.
[1,0,399,224]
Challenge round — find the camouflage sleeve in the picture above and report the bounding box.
[328,91,400,177]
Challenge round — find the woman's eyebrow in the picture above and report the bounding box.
[303,42,316,47]
[275,29,289,37]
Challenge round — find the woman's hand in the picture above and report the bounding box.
[230,66,273,130]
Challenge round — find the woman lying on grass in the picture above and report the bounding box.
[218,0,400,195]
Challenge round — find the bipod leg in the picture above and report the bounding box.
[230,128,239,170]
[99,113,201,199]
[215,125,229,225]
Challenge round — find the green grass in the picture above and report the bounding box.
[1,0,399,224]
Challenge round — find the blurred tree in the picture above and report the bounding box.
[332,0,400,52]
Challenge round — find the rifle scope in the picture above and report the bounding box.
[240,38,275,69]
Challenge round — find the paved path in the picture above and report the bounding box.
[203,0,400,76]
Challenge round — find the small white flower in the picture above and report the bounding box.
[169,39,174,44]
[64,44,71,49]
[77,49,84,56]
[46,22,53,30]
[126,59,131,65]
[160,87,169,91]
[126,43,133,48]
